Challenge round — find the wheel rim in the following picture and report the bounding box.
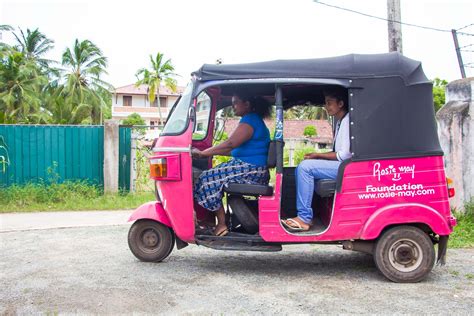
[138,228,160,253]
[388,238,423,272]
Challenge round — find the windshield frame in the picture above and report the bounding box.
[160,81,194,137]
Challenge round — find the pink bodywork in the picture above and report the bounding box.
[259,156,454,242]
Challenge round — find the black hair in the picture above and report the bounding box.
[323,86,349,111]
[233,91,272,118]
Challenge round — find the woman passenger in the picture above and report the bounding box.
[192,92,272,236]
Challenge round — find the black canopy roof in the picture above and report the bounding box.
[192,52,429,86]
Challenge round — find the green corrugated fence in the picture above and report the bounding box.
[0,125,132,191]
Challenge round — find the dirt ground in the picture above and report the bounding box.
[1,224,473,314]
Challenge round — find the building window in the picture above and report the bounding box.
[160,97,167,107]
[123,95,132,107]
[151,97,167,107]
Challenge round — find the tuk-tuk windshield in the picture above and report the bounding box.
[161,82,193,136]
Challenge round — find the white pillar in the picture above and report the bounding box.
[104,120,119,193]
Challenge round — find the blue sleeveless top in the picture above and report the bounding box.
[231,113,270,166]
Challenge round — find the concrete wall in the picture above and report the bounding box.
[437,78,474,210]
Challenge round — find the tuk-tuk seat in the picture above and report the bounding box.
[224,183,274,196]
[315,179,336,197]
[223,140,277,197]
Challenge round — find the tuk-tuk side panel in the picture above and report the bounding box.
[153,123,195,243]
[359,203,452,239]
[260,156,453,242]
[328,156,452,239]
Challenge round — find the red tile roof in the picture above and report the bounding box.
[224,119,333,143]
[114,84,185,96]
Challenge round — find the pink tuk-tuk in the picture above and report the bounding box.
[127,53,456,282]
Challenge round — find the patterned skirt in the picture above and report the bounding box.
[193,159,269,212]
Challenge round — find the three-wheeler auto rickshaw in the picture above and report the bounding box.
[127,52,457,282]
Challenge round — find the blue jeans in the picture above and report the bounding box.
[295,159,341,224]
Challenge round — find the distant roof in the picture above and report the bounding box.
[114,84,185,96]
[192,52,428,86]
[224,119,333,143]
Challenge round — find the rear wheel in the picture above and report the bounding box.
[374,226,435,283]
[128,219,175,262]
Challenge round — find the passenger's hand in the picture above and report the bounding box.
[304,152,318,160]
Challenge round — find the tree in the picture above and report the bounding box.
[12,28,55,71]
[0,51,48,123]
[0,25,14,51]
[285,105,328,120]
[433,78,448,112]
[303,125,317,137]
[122,113,145,126]
[61,39,112,124]
[135,52,177,124]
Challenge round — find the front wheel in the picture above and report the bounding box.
[374,226,435,283]
[128,219,175,262]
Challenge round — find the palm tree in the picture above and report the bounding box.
[0,25,14,54]
[135,52,177,124]
[13,28,55,70]
[61,39,112,124]
[0,51,48,123]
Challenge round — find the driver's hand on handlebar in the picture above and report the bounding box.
[191,148,204,159]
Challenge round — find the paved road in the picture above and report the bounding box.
[1,212,473,314]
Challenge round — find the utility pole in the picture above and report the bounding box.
[451,29,466,78]
[387,0,403,54]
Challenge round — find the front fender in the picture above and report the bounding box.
[360,203,453,240]
[128,201,172,227]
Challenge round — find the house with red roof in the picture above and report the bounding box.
[224,118,333,147]
[111,84,185,127]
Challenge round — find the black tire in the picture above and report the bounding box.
[228,196,259,234]
[128,219,175,262]
[374,226,435,283]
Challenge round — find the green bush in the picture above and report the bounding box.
[303,125,317,137]
[0,181,154,212]
[0,181,101,207]
[122,113,145,126]
[450,201,474,248]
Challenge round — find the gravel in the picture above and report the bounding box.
[1,225,473,314]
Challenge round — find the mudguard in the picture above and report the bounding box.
[360,203,452,240]
[128,201,172,227]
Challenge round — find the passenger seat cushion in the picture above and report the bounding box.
[315,179,336,197]
[224,183,274,196]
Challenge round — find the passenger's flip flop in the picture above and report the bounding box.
[281,218,310,232]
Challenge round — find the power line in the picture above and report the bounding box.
[457,23,474,31]
[313,0,472,35]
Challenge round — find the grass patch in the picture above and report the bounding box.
[449,201,474,248]
[0,182,154,213]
